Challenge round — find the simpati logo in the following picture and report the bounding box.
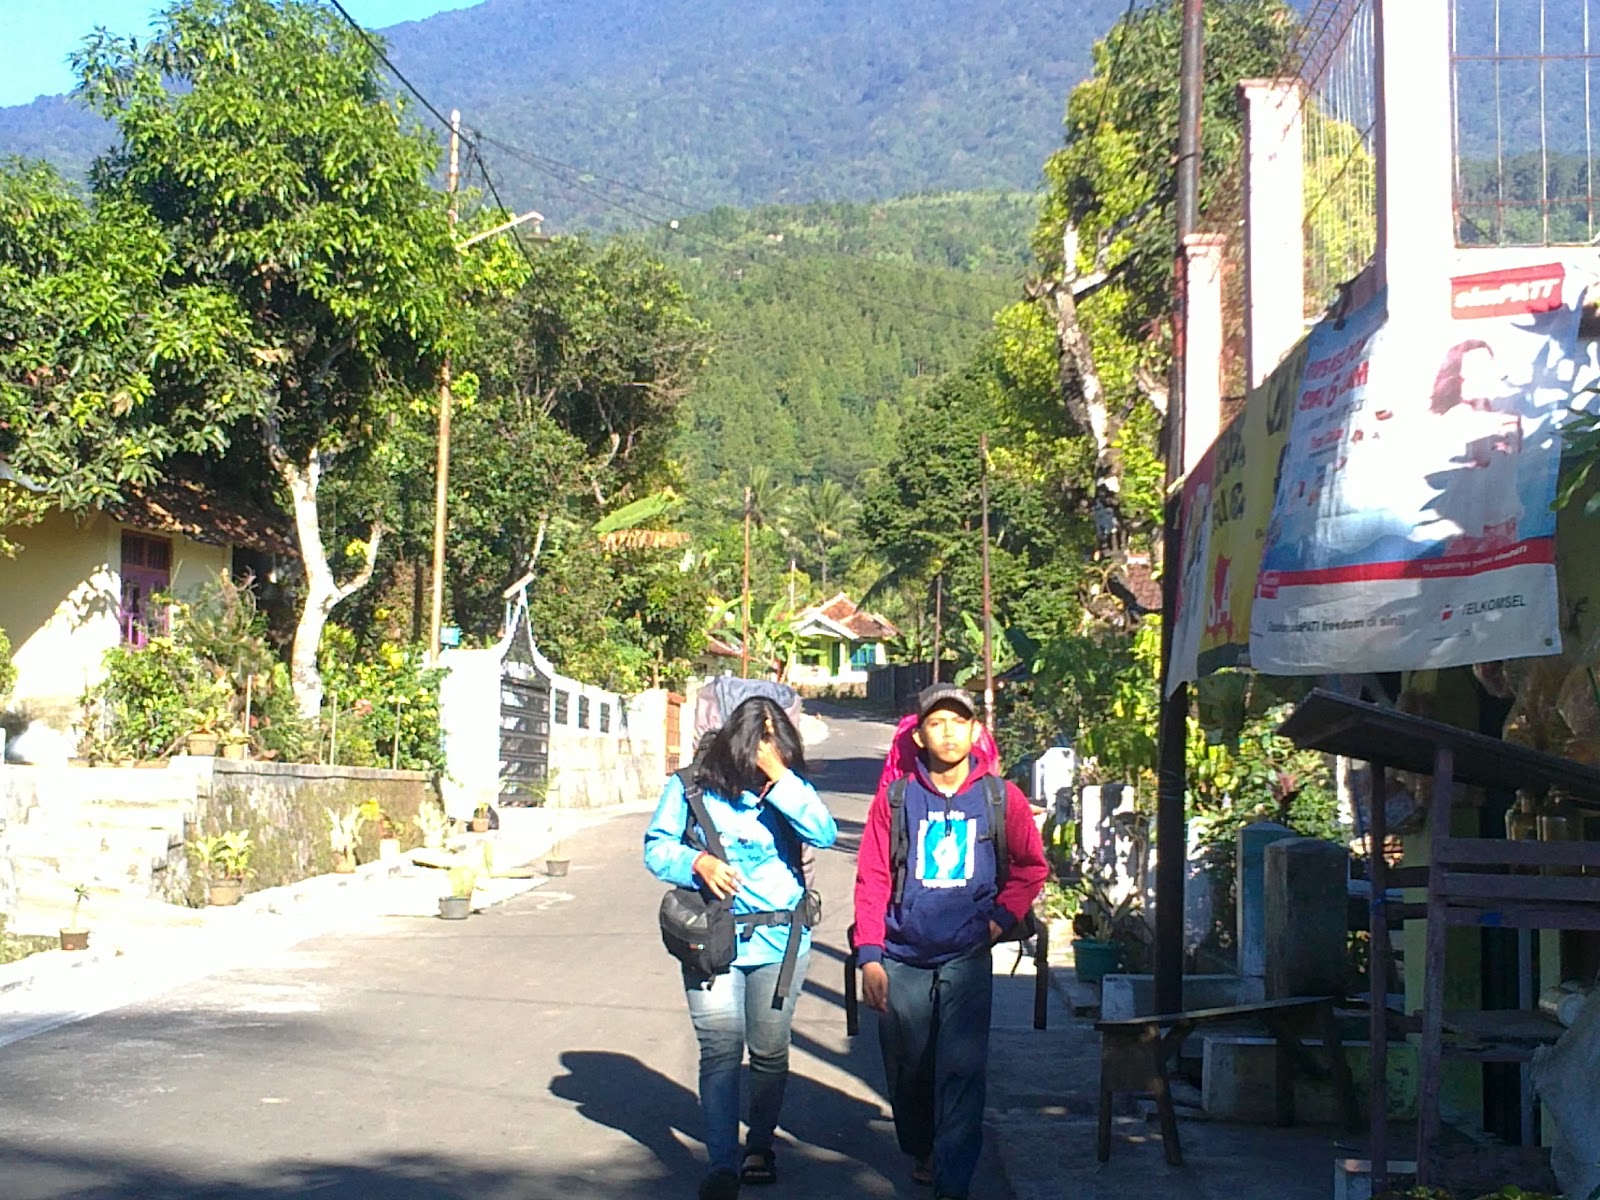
[1451,264,1565,319]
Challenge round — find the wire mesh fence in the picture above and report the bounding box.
[1293,0,1378,319]
[1451,0,1600,247]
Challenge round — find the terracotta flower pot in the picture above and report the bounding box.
[469,817,489,833]
[333,852,357,874]
[186,733,220,756]
[58,928,90,952]
[207,879,244,907]
[220,741,247,760]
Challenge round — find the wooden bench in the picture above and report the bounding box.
[1094,995,1358,1166]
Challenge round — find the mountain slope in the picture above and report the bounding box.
[0,0,1130,230]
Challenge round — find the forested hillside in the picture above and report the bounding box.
[0,0,1131,229]
[652,193,1035,497]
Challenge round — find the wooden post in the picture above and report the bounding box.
[1416,745,1455,1187]
[428,109,462,662]
[741,485,752,679]
[932,571,943,684]
[1368,759,1390,1197]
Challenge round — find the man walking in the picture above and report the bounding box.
[852,684,1047,1199]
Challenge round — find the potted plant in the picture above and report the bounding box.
[190,830,254,905]
[183,707,224,757]
[414,802,449,850]
[545,841,570,878]
[439,863,477,919]
[1070,875,1150,984]
[360,799,402,860]
[326,805,364,872]
[220,727,250,760]
[59,884,91,951]
[470,801,491,834]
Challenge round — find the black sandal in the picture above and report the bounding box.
[740,1149,778,1185]
[911,1156,934,1186]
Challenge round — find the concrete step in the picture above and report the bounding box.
[11,823,182,863]
[13,861,168,901]
[24,798,191,827]
[14,764,200,806]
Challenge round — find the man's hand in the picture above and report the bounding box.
[693,853,741,900]
[862,961,890,1012]
[989,919,1005,944]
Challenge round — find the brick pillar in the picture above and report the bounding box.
[1181,233,1227,473]
[1239,78,1306,387]
[1375,0,1453,321]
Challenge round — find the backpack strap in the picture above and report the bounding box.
[983,773,1009,893]
[888,778,910,905]
[678,770,729,868]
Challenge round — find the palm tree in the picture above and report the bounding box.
[791,479,855,589]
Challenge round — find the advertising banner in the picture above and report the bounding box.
[1169,340,1306,691]
[1249,271,1586,674]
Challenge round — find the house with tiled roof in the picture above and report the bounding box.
[0,466,294,732]
[788,592,899,693]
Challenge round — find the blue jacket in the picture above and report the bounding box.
[643,768,837,968]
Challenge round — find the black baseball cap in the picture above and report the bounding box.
[916,683,978,722]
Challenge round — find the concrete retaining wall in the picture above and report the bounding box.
[193,760,437,894]
[0,758,439,919]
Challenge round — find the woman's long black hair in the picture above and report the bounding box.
[696,696,807,800]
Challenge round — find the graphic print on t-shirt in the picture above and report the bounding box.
[916,810,976,889]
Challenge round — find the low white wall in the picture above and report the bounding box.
[437,645,502,820]
[438,637,670,816]
[548,690,669,809]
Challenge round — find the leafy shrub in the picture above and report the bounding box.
[81,636,228,760]
[318,625,445,772]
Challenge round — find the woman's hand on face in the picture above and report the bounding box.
[693,852,741,900]
[755,737,789,785]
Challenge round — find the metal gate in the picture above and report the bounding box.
[499,661,551,806]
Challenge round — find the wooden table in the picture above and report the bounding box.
[1094,995,1358,1166]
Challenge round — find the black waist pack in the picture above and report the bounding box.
[659,883,737,977]
[659,778,739,976]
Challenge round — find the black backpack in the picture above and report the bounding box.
[845,772,1049,1032]
[657,770,818,1005]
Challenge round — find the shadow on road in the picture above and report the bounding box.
[548,1049,703,1176]
[0,1139,675,1200]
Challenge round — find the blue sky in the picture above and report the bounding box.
[0,1,483,108]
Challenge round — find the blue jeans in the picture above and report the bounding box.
[684,952,810,1172]
[877,946,993,1199]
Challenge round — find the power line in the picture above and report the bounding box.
[462,143,539,275]
[1089,0,1143,136]
[326,0,1024,333]
[324,0,457,136]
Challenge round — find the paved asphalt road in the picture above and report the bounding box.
[0,705,1019,1200]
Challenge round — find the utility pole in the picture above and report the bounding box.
[428,109,462,663]
[931,571,943,684]
[741,485,752,678]
[1155,0,1204,1018]
[979,434,994,728]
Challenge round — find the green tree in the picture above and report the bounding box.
[1032,0,1295,536]
[72,0,468,716]
[0,158,263,520]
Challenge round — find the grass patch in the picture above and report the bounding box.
[0,915,56,965]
